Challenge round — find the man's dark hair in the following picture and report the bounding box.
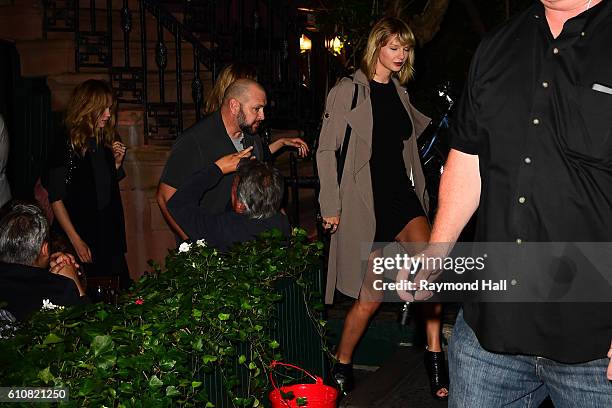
[0,203,49,265]
[236,160,283,219]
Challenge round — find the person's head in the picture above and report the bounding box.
[0,203,50,268]
[361,17,416,84]
[222,78,267,135]
[65,79,117,155]
[204,63,258,115]
[231,160,283,219]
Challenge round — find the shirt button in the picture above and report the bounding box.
[533,118,540,125]
[516,238,523,244]
[542,81,549,88]
[518,196,526,204]
[553,47,559,54]
[524,157,532,164]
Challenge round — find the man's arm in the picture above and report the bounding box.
[157,183,189,241]
[167,148,253,241]
[430,149,481,243]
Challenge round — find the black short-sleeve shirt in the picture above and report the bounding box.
[450,1,612,363]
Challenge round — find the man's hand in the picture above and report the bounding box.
[607,340,612,380]
[50,252,79,270]
[395,243,453,302]
[322,216,340,234]
[112,141,127,169]
[214,147,253,174]
[50,260,79,281]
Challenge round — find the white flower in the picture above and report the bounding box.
[196,239,207,247]
[192,262,196,268]
[178,242,192,253]
[41,299,64,311]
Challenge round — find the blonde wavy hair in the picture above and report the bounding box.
[360,17,416,85]
[203,63,258,115]
[64,79,117,155]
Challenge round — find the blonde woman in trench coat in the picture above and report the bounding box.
[316,17,448,400]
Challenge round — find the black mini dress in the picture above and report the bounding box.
[369,80,425,242]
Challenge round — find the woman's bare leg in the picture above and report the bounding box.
[395,216,448,398]
[336,250,382,364]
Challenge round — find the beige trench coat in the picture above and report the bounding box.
[316,70,431,304]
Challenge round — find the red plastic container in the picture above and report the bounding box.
[268,361,338,408]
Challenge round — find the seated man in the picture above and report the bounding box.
[168,147,291,250]
[0,203,86,321]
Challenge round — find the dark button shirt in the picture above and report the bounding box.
[450,1,612,363]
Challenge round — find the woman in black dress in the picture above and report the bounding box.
[318,17,448,400]
[47,79,131,289]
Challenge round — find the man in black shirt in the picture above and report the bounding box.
[429,0,612,406]
[167,148,290,251]
[157,79,308,242]
[0,204,86,321]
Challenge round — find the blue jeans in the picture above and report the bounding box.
[448,310,612,408]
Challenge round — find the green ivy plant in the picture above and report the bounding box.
[0,229,325,407]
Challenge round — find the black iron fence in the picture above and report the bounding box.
[41,0,321,144]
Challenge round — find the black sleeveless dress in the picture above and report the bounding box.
[369,80,425,242]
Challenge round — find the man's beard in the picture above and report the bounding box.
[237,108,259,135]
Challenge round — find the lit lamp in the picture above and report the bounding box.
[326,36,344,56]
[299,34,312,53]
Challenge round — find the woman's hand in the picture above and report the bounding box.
[112,141,127,169]
[282,137,309,157]
[322,216,340,234]
[269,138,309,157]
[71,236,92,263]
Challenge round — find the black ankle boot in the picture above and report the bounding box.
[331,362,354,396]
[424,350,449,400]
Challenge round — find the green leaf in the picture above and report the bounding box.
[296,397,308,406]
[119,382,133,394]
[160,359,176,371]
[91,335,114,357]
[191,381,202,388]
[165,385,180,397]
[248,362,257,370]
[97,354,117,371]
[218,313,230,321]
[42,332,64,345]
[149,375,164,388]
[238,355,247,364]
[78,378,96,396]
[96,309,109,321]
[269,340,280,349]
[192,309,202,319]
[192,337,203,351]
[253,398,260,407]
[37,366,55,384]
[202,355,218,364]
[205,402,215,408]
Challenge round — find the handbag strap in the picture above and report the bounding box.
[337,81,359,184]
